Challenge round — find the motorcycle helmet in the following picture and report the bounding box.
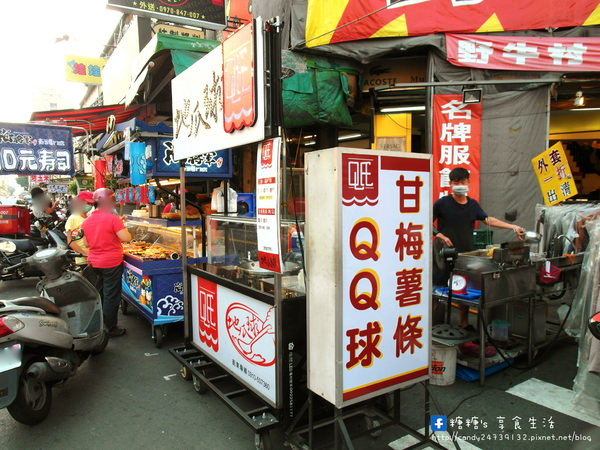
[93,188,115,204]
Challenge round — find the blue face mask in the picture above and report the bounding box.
[84,205,92,213]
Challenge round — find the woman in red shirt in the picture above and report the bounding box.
[82,188,132,337]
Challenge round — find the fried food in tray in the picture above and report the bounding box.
[123,243,180,261]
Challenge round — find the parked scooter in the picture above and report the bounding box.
[0,246,108,424]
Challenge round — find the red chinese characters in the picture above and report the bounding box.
[198,277,219,351]
[226,303,275,367]
[432,94,482,201]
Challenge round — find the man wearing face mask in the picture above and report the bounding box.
[433,167,525,329]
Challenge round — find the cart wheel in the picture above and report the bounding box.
[365,416,382,438]
[153,326,164,348]
[120,299,129,315]
[254,431,273,450]
[192,372,207,394]
[180,365,192,381]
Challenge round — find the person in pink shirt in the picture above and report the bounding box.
[81,188,131,337]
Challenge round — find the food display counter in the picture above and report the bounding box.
[121,216,206,346]
[172,215,307,443]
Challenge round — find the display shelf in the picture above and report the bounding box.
[126,215,202,228]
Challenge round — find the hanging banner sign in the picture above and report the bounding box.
[75,177,94,190]
[446,34,600,72]
[107,0,226,31]
[222,21,256,132]
[306,148,431,408]
[531,142,578,206]
[0,123,74,176]
[153,138,232,178]
[432,94,482,201]
[172,19,265,160]
[256,138,283,273]
[64,55,106,85]
[47,184,68,194]
[191,274,277,405]
[305,0,600,48]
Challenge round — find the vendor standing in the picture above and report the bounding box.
[82,188,131,338]
[433,167,525,329]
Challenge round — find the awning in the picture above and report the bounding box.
[126,33,219,107]
[30,104,143,136]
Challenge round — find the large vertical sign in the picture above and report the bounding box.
[0,123,73,176]
[432,94,482,200]
[531,142,578,206]
[191,274,277,405]
[341,151,431,403]
[222,21,256,132]
[256,138,283,273]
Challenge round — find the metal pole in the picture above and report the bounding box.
[180,161,190,343]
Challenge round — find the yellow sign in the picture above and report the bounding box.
[531,142,578,206]
[64,55,107,85]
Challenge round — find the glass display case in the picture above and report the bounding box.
[202,215,305,298]
[187,215,306,410]
[121,216,206,347]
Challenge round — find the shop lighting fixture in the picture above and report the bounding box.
[379,105,426,113]
[303,140,316,146]
[462,88,482,104]
[338,133,364,141]
[569,107,600,111]
[573,90,585,107]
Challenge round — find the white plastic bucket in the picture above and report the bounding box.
[430,344,457,386]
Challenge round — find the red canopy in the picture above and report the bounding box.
[30,104,142,136]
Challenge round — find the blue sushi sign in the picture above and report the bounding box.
[153,138,231,178]
[0,123,74,175]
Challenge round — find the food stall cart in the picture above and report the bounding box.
[121,216,205,347]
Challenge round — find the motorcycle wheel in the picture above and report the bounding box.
[7,362,52,425]
[92,329,109,356]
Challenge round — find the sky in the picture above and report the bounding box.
[0,0,122,122]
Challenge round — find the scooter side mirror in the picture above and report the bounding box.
[0,241,17,253]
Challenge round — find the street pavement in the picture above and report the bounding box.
[1,278,599,450]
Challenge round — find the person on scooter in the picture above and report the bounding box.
[30,187,59,219]
[65,191,94,262]
[81,188,131,338]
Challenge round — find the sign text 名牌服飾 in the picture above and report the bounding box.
[432,94,482,201]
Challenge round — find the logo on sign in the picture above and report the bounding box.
[226,303,275,367]
[431,415,447,431]
[342,154,379,206]
[260,140,273,169]
[198,279,219,351]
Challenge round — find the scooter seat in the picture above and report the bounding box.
[11,297,60,315]
[0,238,38,253]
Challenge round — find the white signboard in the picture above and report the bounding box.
[47,184,68,194]
[190,274,277,406]
[171,31,265,160]
[256,138,283,273]
[306,148,431,408]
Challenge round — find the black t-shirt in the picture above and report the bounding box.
[433,195,488,252]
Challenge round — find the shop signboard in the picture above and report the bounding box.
[153,138,232,178]
[531,142,578,206]
[64,55,106,85]
[47,184,68,194]
[171,19,265,160]
[0,123,74,176]
[75,177,94,190]
[256,138,283,273]
[222,21,256,132]
[107,0,226,31]
[432,94,482,201]
[190,274,277,405]
[305,0,600,47]
[446,34,600,72]
[30,175,51,183]
[306,148,431,408]
[152,23,205,39]
[362,57,426,91]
